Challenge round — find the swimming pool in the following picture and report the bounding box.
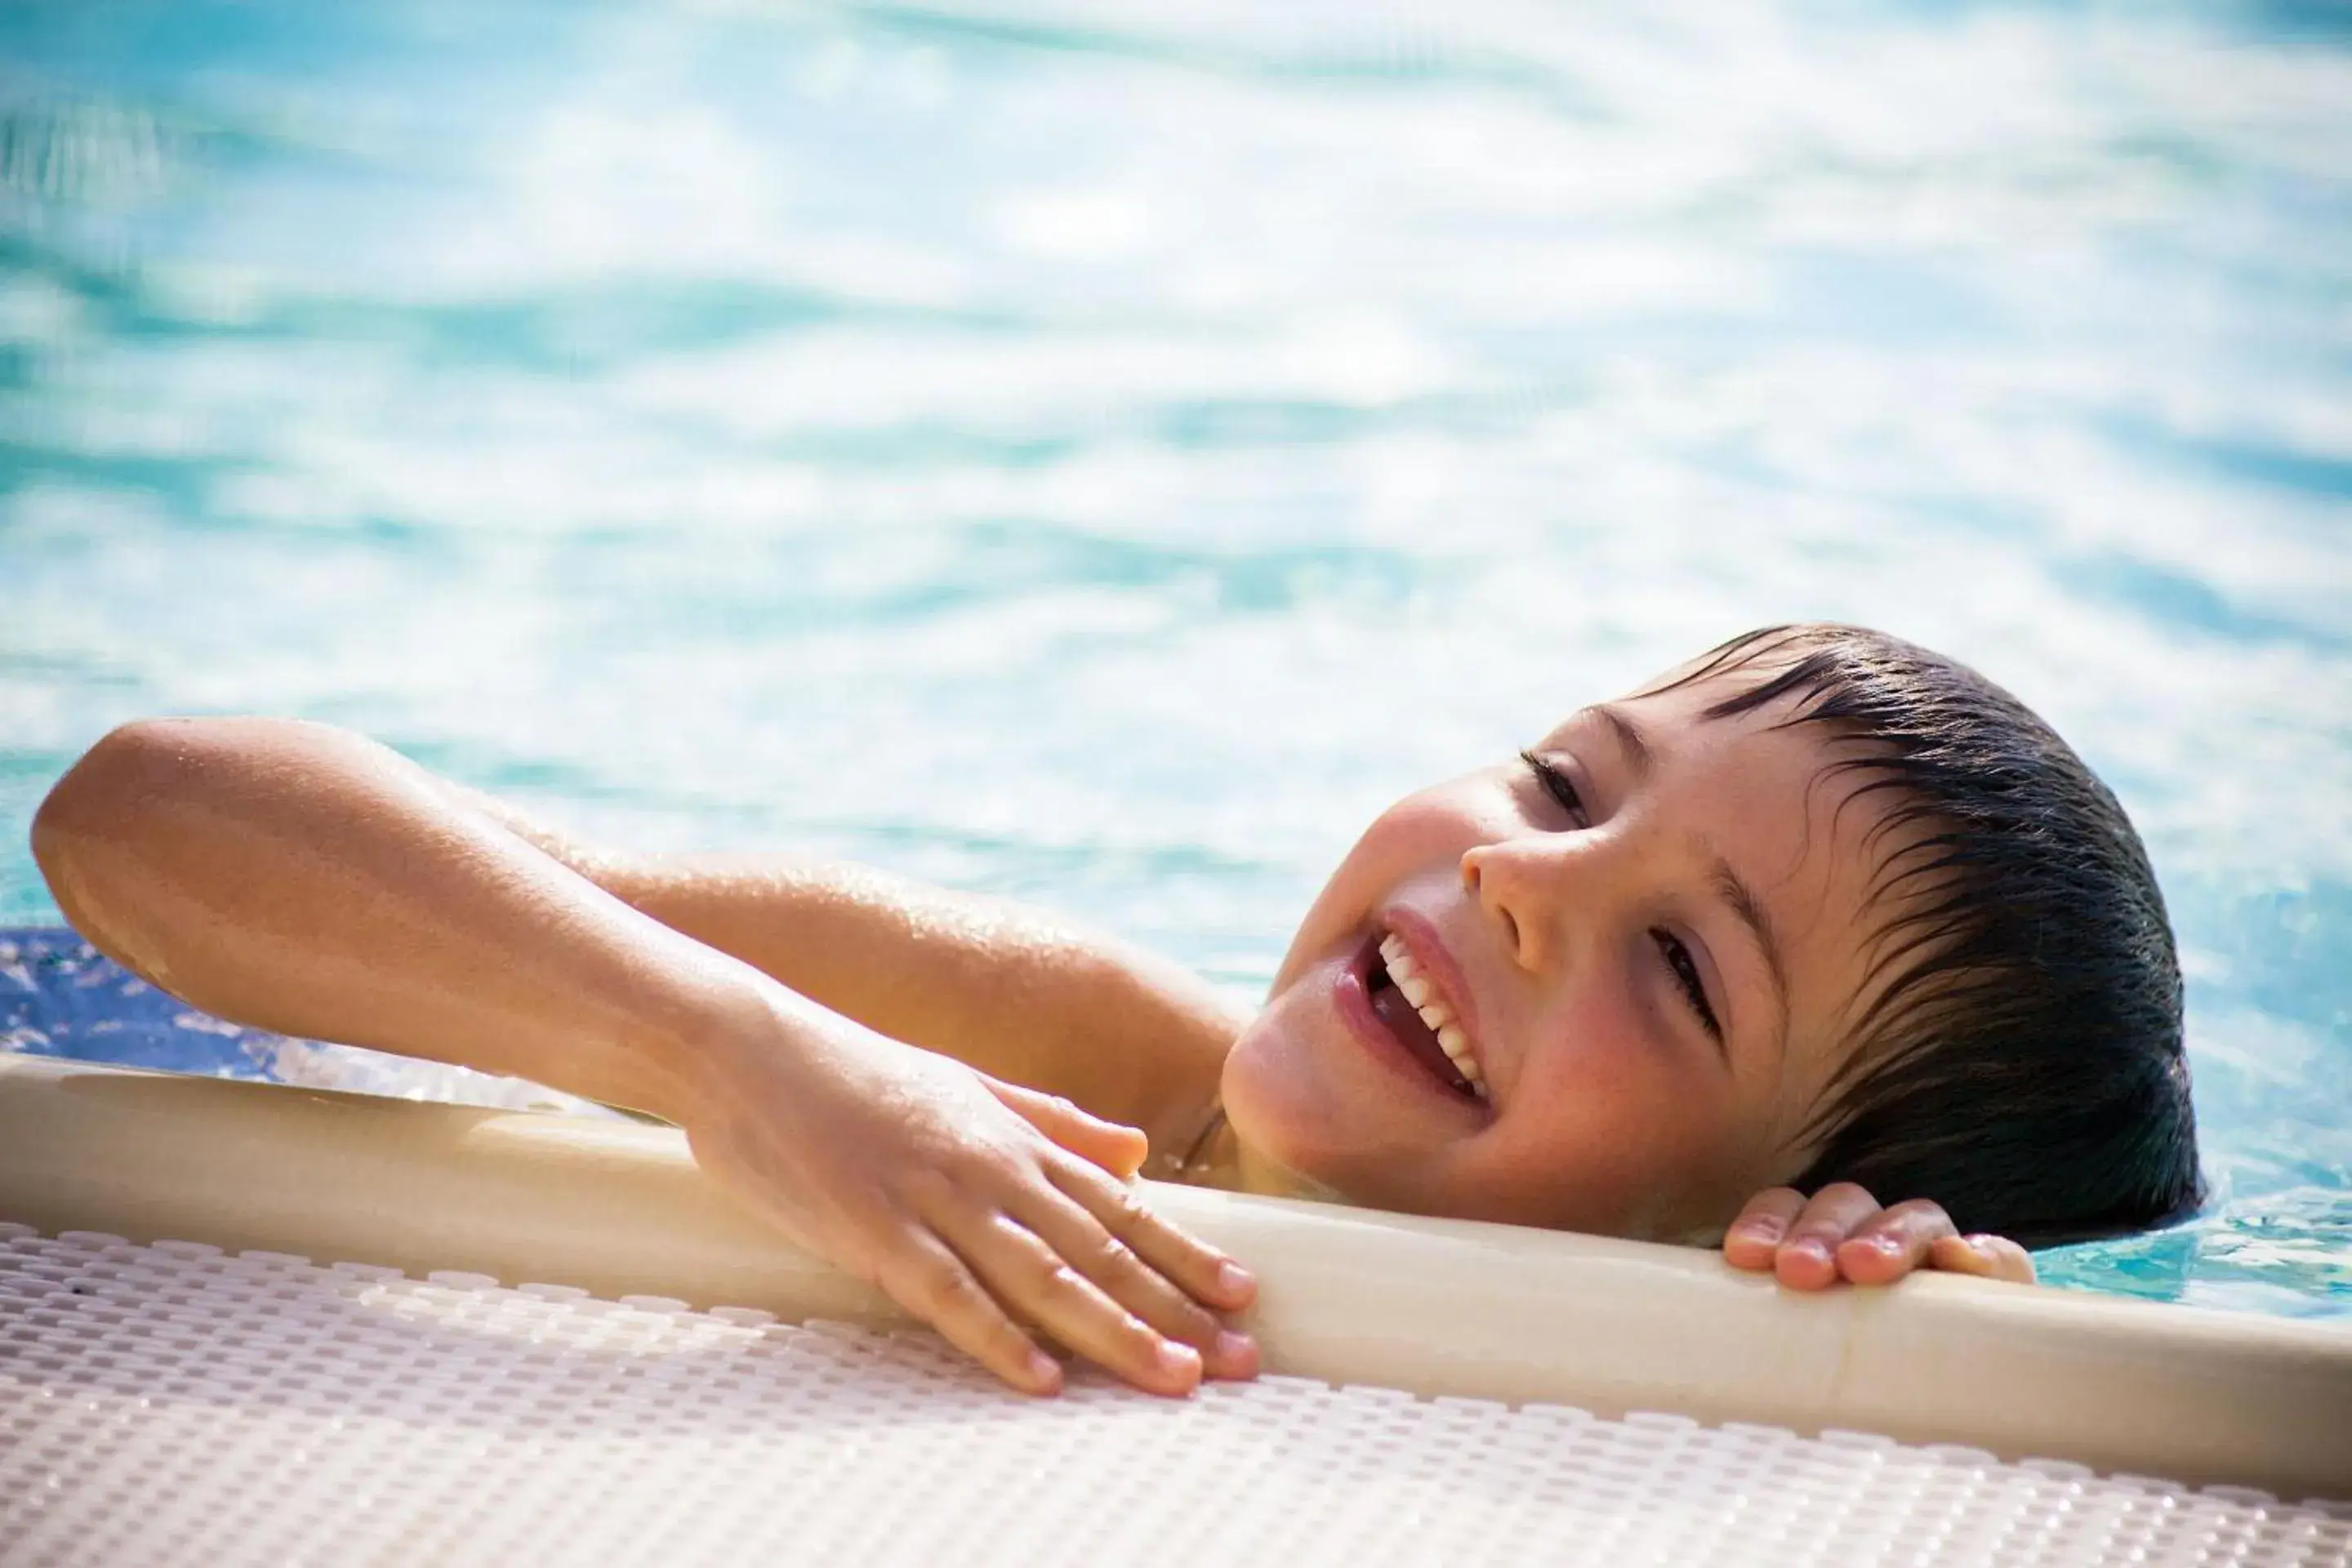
[0,0,2345,1320]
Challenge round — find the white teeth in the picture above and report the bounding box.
[1379,927,1487,1100]
[1438,1024,1483,1093]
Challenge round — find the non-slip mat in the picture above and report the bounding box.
[3,1224,2346,1567]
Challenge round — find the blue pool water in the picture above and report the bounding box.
[1,0,2346,1319]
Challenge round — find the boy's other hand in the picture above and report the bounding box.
[679,1003,1258,1401]
[1720,1184,2036,1289]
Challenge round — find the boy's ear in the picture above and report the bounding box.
[980,1076,1151,1181]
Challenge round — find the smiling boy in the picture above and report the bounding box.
[29,623,2201,1399]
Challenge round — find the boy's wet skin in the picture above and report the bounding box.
[1222,670,1899,1244]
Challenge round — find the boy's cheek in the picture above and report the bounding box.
[1318,789,1490,919]
[1362,782,1497,857]
[1267,791,1472,991]
[1480,1013,1749,1236]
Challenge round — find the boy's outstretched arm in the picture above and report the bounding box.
[31,717,1258,1396]
[443,792,1243,1163]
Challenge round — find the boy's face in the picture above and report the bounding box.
[1223,662,1904,1241]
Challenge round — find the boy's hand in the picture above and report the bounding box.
[679,1002,1258,1400]
[1721,1183,2036,1289]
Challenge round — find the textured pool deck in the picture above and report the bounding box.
[3,1224,2345,1566]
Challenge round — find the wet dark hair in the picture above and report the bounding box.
[1668,624,2200,1249]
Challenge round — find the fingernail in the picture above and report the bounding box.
[1158,1339,1203,1381]
[1739,1219,1784,1243]
[1792,1239,1830,1264]
[1217,1260,1254,1297]
[1871,1235,1903,1256]
[1212,1330,1256,1373]
[1027,1349,1062,1392]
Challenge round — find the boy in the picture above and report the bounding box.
[29,624,2200,1398]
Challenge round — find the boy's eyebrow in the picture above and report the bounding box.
[1592,703,1655,782]
[1593,702,1790,1062]
[1712,858,1792,1062]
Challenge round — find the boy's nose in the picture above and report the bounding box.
[1460,832,1607,974]
[1459,846,1529,968]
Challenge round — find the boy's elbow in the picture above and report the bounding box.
[31,717,269,928]
[38,719,201,844]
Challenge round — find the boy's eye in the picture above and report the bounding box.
[1652,928,1723,1042]
[1520,751,1588,827]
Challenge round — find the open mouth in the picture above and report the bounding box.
[1364,930,1486,1102]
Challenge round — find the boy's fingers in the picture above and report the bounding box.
[1775,1183,1882,1290]
[1833,1200,1958,1285]
[1036,1161,1258,1379]
[1728,1185,2038,1292]
[1927,1232,2038,1285]
[957,1212,1203,1398]
[1048,1155,1258,1314]
[1722,1187,1807,1271]
[1013,1186,1253,1381]
[983,1079,1149,1180]
[1980,1235,2037,1284]
[874,1231,1063,1398]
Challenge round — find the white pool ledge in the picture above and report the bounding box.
[1,1053,2345,1502]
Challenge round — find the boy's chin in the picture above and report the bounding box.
[1221,1012,1442,1211]
[1223,1017,1361,1197]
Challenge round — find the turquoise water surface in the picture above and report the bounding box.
[1,0,2347,1319]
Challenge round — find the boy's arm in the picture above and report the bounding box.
[32,719,755,1120]
[443,791,1243,1162]
[30,716,1258,1395]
